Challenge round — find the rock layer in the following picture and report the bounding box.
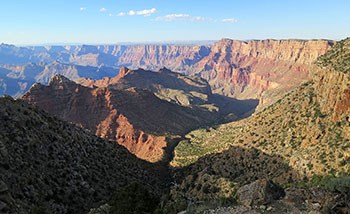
[193,39,333,107]
[1,39,333,106]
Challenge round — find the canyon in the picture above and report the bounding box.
[168,38,350,213]
[1,38,349,214]
[0,39,332,108]
[22,67,257,162]
[0,61,117,97]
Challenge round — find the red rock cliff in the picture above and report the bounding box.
[22,75,168,162]
[194,39,333,107]
[22,73,219,162]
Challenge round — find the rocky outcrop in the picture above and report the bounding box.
[0,180,11,213]
[22,75,162,162]
[313,66,350,121]
[236,179,285,206]
[313,38,350,121]
[0,96,163,213]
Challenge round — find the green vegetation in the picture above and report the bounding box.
[30,206,47,214]
[109,183,159,214]
[316,38,350,73]
[310,174,350,207]
[322,176,350,191]
[172,75,349,178]
[168,38,350,213]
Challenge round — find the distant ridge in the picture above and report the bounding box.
[1,38,333,108]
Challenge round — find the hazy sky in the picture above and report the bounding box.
[0,0,349,45]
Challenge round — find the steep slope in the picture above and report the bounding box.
[167,38,350,212]
[0,61,117,97]
[173,39,350,173]
[316,37,350,74]
[0,96,163,214]
[22,74,228,162]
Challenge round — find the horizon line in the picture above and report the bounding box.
[1,37,342,47]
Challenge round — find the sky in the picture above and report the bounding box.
[0,0,349,45]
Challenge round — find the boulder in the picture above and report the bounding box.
[0,180,9,213]
[236,179,285,206]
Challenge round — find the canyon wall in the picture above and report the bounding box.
[1,39,333,106]
[53,40,335,106]
[192,39,333,106]
[22,70,240,162]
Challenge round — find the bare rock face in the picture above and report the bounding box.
[22,75,166,162]
[116,45,211,72]
[313,66,350,121]
[313,38,350,121]
[236,179,285,207]
[0,180,11,214]
[193,39,333,107]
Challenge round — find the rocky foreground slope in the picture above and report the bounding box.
[22,68,257,162]
[0,96,164,214]
[165,39,350,213]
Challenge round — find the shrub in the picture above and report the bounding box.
[324,176,350,194]
[109,183,159,214]
[30,206,47,214]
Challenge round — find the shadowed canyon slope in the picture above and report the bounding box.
[172,38,350,172]
[22,68,258,162]
[0,96,164,213]
[1,39,332,106]
[162,38,350,214]
[166,38,350,211]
